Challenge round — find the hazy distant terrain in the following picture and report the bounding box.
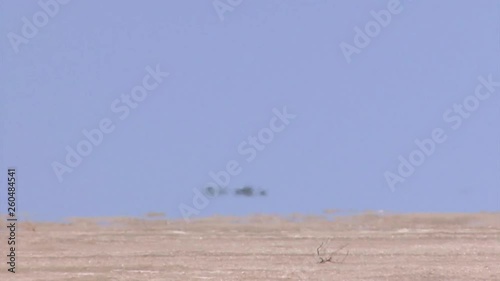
[2,213,499,280]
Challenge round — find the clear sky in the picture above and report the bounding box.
[1,0,499,221]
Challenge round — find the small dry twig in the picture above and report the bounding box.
[316,239,349,264]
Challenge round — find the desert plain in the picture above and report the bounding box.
[1,212,499,281]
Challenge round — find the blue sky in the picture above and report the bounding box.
[1,0,499,221]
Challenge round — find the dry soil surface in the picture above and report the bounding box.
[1,212,499,280]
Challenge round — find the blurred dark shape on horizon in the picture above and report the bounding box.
[203,186,267,198]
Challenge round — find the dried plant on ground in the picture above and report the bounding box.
[316,239,349,264]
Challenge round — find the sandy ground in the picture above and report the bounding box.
[1,212,499,281]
